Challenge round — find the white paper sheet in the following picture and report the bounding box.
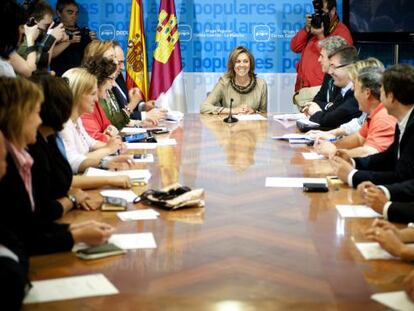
[354,242,414,260]
[126,142,157,149]
[273,113,306,121]
[132,153,154,163]
[166,110,184,122]
[23,274,118,304]
[265,177,327,188]
[117,209,160,221]
[84,168,151,182]
[371,291,414,311]
[302,152,326,160]
[234,114,267,121]
[157,139,177,146]
[109,233,157,249]
[273,118,297,129]
[336,205,382,218]
[120,127,147,134]
[100,190,139,203]
[297,118,320,127]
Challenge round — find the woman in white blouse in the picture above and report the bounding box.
[60,68,132,173]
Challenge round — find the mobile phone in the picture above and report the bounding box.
[123,133,147,143]
[101,204,127,211]
[151,128,169,135]
[133,154,147,159]
[76,243,126,260]
[303,183,329,192]
[101,196,128,211]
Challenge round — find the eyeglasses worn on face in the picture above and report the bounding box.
[329,63,350,71]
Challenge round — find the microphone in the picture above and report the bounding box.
[223,98,238,123]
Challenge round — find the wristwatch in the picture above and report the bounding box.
[67,194,77,209]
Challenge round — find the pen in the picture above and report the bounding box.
[133,196,141,204]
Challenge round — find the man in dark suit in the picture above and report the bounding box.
[333,64,414,194]
[113,42,147,120]
[304,36,348,111]
[303,45,361,130]
[112,42,167,124]
[357,179,414,223]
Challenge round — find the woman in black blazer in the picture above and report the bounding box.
[0,76,114,256]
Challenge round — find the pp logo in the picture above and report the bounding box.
[99,24,115,40]
[254,25,270,42]
[179,24,192,42]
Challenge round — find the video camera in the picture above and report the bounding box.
[311,0,331,34]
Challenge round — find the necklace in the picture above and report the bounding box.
[230,75,257,94]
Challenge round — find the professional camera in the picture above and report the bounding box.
[52,17,90,42]
[65,27,90,42]
[311,0,330,32]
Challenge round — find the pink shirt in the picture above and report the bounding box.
[6,139,35,210]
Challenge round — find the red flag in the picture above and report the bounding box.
[149,0,186,112]
[126,0,148,100]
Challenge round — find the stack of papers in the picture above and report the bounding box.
[100,190,139,203]
[265,177,327,188]
[272,133,313,144]
[117,209,160,221]
[371,291,414,311]
[84,167,151,183]
[235,114,267,121]
[126,139,177,150]
[23,274,118,304]
[109,233,157,249]
[336,205,382,218]
[273,113,306,121]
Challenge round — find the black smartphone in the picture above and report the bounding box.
[123,133,146,143]
[150,128,169,135]
[303,183,329,192]
[76,243,126,260]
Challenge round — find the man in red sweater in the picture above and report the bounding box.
[291,0,352,110]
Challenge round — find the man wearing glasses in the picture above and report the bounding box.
[303,45,361,130]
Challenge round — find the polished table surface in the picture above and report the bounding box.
[24,114,412,311]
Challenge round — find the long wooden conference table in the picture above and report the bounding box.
[24,114,412,310]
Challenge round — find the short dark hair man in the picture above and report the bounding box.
[303,45,360,129]
[50,0,96,76]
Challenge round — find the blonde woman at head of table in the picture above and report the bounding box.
[200,46,268,115]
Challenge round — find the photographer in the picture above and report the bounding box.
[291,0,352,110]
[18,0,66,72]
[50,0,96,76]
